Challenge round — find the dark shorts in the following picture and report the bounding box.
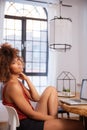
[17,118,44,130]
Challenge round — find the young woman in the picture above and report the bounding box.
[0,43,84,130]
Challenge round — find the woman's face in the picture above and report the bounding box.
[10,57,24,75]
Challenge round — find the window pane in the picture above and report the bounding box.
[33,52,40,62]
[33,41,40,52]
[40,77,47,86]
[5,2,47,19]
[26,52,32,62]
[3,18,22,56]
[26,18,48,75]
[15,31,21,40]
[33,63,40,72]
[33,31,40,41]
[41,31,47,41]
[25,63,32,72]
[41,21,47,31]
[26,41,32,51]
[6,30,15,40]
[41,42,47,52]
[26,20,33,30]
[4,19,21,41]
[26,32,33,40]
[15,41,21,51]
[5,19,14,29]
[33,76,40,86]
[41,53,46,62]
[40,63,46,72]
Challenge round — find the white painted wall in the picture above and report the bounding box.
[0,101,8,122]
[48,0,87,91]
[78,0,87,81]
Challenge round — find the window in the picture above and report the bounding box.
[4,1,48,93]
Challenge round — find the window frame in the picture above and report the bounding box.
[4,7,48,76]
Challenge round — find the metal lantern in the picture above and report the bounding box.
[49,0,72,52]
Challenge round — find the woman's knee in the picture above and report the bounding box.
[46,86,57,94]
[41,86,57,100]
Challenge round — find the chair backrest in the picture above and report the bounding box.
[5,105,20,130]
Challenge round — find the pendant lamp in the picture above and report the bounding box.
[49,0,72,52]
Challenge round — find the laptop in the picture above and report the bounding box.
[59,79,87,105]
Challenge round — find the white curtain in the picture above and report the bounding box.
[0,0,6,43]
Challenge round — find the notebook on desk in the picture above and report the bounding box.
[60,79,87,105]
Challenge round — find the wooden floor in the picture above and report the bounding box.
[58,113,80,120]
[0,122,9,130]
[0,114,79,130]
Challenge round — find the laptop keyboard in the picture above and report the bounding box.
[71,99,81,102]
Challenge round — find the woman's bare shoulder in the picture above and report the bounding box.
[6,80,21,92]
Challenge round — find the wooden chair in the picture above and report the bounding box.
[58,106,70,118]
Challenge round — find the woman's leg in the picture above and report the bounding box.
[44,119,84,130]
[35,86,58,117]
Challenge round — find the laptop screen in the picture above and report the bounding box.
[80,79,87,100]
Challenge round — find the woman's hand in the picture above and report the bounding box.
[18,72,40,101]
[18,72,28,81]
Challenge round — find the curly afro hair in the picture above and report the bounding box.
[0,43,20,82]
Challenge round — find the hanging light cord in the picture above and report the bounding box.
[59,0,62,18]
[58,0,72,21]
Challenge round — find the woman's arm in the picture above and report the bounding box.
[19,72,40,102]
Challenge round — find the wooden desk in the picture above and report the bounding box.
[58,91,87,117]
[59,101,87,130]
[59,102,87,117]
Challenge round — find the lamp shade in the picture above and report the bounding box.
[50,17,72,51]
